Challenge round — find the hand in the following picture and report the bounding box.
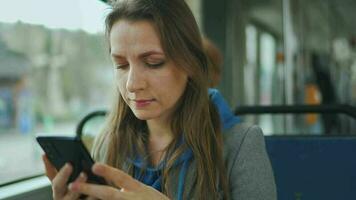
[42,154,88,200]
[68,163,171,200]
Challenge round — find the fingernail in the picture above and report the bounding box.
[80,172,86,179]
[65,163,71,169]
[69,182,79,191]
[92,163,99,172]
[68,183,73,190]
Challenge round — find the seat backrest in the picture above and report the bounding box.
[265,136,356,200]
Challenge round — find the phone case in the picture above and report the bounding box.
[36,136,106,185]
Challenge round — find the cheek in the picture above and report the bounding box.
[173,72,188,91]
[117,81,131,106]
[115,73,127,95]
[166,73,188,102]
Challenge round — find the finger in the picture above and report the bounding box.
[69,182,129,200]
[52,163,73,196]
[92,163,141,191]
[66,172,88,200]
[42,154,57,181]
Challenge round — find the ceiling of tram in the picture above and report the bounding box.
[100,0,355,42]
[330,0,356,35]
[244,0,356,51]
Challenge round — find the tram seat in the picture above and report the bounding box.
[77,105,356,200]
[265,135,356,200]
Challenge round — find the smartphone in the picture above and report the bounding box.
[36,136,106,185]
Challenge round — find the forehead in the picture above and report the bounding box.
[109,20,163,54]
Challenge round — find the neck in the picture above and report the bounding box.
[147,119,173,147]
[146,119,173,166]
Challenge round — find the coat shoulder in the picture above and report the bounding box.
[223,123,264,161]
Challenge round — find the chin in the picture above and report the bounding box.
[132,110,160,121]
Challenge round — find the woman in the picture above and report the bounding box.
[43,0,276,199]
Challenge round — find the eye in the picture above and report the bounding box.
[115,64,129,70]
[146,62,165,68]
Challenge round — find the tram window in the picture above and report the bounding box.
[244,25,258,107]
[0,0,111,186]
[244,24,282,135]
[258,32,277,134]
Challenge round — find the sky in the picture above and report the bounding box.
[0,0,111,34]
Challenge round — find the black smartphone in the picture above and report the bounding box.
[36,136,106,185]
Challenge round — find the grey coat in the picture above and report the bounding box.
[168,123,277,199]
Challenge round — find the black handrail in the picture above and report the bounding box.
[76,104,356,137]
[234,104,356,120]
[76,110,107,138]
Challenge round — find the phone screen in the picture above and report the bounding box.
[36,136,106,185]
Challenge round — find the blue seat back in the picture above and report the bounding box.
[265,136,356,200]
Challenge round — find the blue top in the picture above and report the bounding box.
[208,88,241,131]
[131,89,240,199]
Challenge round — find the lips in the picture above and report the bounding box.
[132,99,155,107]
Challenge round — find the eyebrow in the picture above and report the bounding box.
[111,50,164,59]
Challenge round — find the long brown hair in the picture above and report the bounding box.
[92,0,229,199]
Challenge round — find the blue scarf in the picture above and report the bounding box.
[209,88,241,131]
[131,148,193,200]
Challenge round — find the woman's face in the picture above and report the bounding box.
[110,20,188,122]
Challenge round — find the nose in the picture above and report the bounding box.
[126,64,146,93]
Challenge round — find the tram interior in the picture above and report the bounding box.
[0,0,355,199]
